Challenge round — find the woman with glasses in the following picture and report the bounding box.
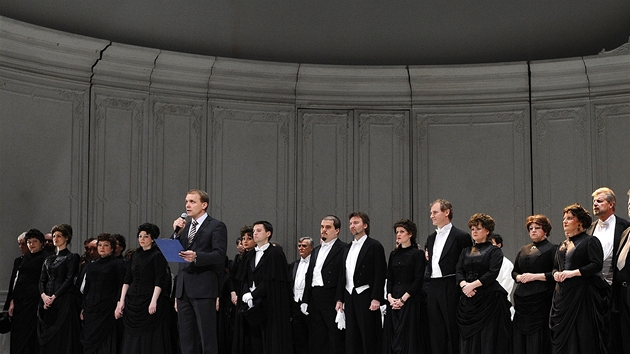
[512,215,557,354]
[456,213,512,354]
[115,223,173,354]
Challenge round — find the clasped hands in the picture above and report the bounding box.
[41,293,56,309]
[460,282,477,297]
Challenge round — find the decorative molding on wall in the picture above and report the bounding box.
[296,65,411,107]
[151,51,215,97]
[530,58,590,101]
[409,62,529,104]
[209,58,299,104]
[92,43,160,91]
[583,53,630,97]
[0,17,109,82]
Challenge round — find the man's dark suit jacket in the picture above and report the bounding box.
[336,236,387,303]
[425,225,472,279]
[174,215,227,299]
[303,238,347,304]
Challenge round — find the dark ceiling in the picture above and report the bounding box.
[2,0,629,66]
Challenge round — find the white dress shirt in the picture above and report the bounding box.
[592,214,615,284]
[312,238,338,287]
[345,235,369,294]
[250,242,271,292]
[293,254,311,302]
[431,223,452,278]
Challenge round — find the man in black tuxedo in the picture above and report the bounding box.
[588,187,630,353]
[290,236,313,354]
[335,212,386,354]
[302,215,347,354]
[424,199,472,354]
[172,189,227,354]
[236,220,293,354]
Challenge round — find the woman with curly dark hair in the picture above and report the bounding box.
[456,213,511,354]
[383,218,428,354]
[512,214,557,354]
[549,204,609,354]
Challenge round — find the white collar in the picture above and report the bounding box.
[255,243,271,252]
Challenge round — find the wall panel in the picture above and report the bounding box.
[355,110,411,249]
[297,109,353,242]
[90,91,148,239]
[149,98,208,242]
[413,107,531,258]
[210,103,296,255]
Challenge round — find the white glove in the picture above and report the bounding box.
[242,292,253,304]
[247,299,253,308]
[335,309,346,330]
[300,303,309,315]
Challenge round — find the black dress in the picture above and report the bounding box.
[81,255,127,354]
[37,248,82,353]
[456,242,512,354]
[549,232,610,354]
[383,245,428,354]
[121,245,173,354]
[10,250,47,354]
[512,239,557,354]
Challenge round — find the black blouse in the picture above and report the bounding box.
[512,239,558,297]
[456,242,504,293]
[386,246,426,298]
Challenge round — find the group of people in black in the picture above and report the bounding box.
[3,187,630,354]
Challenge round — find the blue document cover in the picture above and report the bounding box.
[154,239,189,263]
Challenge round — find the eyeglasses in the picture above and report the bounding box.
[297,244,309,248]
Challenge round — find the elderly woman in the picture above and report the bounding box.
[383,218,427,354]
[549,204,609,354]
[456,213,511,354]
[115,223,173,354]
[81,233,127,354]
[9,229,48,354]
[512,214,557,354]
[38,223,81,353]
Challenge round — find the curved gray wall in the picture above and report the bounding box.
[1,18,629,342]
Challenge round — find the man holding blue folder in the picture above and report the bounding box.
[172,189,227,354]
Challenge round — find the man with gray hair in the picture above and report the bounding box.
[586,187,630,285]
[290,236,314,353]
[587,187,630,354]
[3,232,28,315]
